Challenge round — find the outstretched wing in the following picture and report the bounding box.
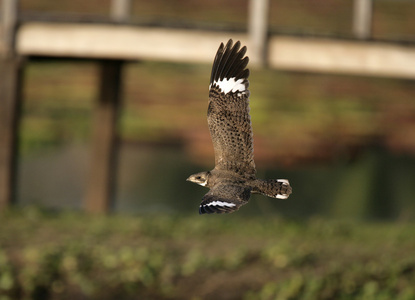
[199,182,252,214]
[208,39,256,178]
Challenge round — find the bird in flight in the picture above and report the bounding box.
[187,39,292,214]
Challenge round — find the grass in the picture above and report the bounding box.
[1,208,415,299]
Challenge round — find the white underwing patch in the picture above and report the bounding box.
[202,201,236,207]
[276,194,289,199]
[278,179,290,185]
[210,77,246,94]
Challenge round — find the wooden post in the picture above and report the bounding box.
[353,0,373,39]
[1,0,18,55]
[110,0,131,23]
[85,1,129,213]
[248,0,269,67]
[0,59,23,210]
[0,0,21,210]
[85,60,123,213]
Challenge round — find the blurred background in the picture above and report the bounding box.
[1,0,415,299]
[13,0,415,219]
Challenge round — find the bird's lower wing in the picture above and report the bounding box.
[199,182,252,214]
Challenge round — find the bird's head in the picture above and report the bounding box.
[186,171,210,187]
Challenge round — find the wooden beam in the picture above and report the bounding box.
[0,58,23,210]
[110,0,131,23]
[15,22,415,79]
[85,60,123,213]
[353,0,373,39]
[268,36,415,79]
[1,0,19,55]
[248,0,269,66]
[0,0,21,210]
[16,22,248,62]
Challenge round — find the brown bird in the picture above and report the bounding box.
[187,39,292,214]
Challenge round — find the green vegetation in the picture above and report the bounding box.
[1,208,414,299]
[21,60,415,164]
[17,1,415,163]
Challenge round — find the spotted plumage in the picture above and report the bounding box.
[187,39,292,214]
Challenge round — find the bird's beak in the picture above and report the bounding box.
[186,176,191,182]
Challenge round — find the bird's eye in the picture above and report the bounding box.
[196,176,201,180]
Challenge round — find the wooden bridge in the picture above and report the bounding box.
[1,0,415,212]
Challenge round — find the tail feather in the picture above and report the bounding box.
[253,179,292,199]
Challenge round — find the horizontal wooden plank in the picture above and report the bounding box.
[16,22,248,63]
[269,36,415,79]
[15,22,415,79]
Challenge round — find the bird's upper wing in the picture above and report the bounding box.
[207,39,256,178]
[199,181,252,214]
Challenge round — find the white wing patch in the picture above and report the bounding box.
[202,201,236,208]
[276,179,290,199]
[210,77,246,94]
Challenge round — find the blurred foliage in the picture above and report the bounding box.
[20,61,95,155]
[0,208,414,299]
[17,0,415,165]
[21,60,415,167]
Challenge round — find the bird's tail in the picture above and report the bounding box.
[253,179,292,199]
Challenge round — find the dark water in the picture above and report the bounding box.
[17,143,415,220]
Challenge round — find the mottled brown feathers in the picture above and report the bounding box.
[187,39,292,215]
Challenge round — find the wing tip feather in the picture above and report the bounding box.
[210,39,249,88]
